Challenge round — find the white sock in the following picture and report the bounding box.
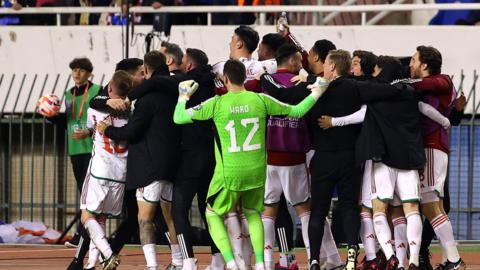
[262,215,275,270]
[225,212,244,259]
[84,218,113,259]
[319,246,327,266]
[183,258,197,270]
[211,252,225,269]
[85,240,100,268]
[373,213,394,259]
[431,214,460,263]
[393,216,408,268]
[143,243,157,267]
[226,259,238,270]
[278,252,293,268]
[360,212,377,261]
[255,262,265,270]
[406,212,423,266]
[441,241,447,263]
[322,218,341,265]
[240,214,253,267]
[300,212,311,260]
[171,244,183,266]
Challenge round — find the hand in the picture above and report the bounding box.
[71,129,90,140]
[441,118,451,130]
[318,115,333,130]
[178,80,199,101]
[290,74,307,85]
[151,1,162,9]
[254,68,266,81]
[307,77,329,98]
[455,92,467,111]
[107,98,129,111]
[12,3,23,10]
[96,121,111,135]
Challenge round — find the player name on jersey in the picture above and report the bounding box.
[230,105,249,114]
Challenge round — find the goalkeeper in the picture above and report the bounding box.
[173,59,329,270]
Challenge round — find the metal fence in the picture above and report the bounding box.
[0,71,479,239]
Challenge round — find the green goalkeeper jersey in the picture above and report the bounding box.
[174,90,317,192]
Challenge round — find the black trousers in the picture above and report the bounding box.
[172,149,219,258]
[111,189,140,253]
[70,153,92,192]
[308,150,361,262]
[420,177,451,255]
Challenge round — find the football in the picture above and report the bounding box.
[36,94,60,117]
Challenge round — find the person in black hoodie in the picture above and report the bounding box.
[97,51,181,270]
[260,50,402,270]
[126,48,223,270]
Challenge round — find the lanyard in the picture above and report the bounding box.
[71,82,89,121]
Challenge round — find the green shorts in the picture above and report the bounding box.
[207,186,265,216]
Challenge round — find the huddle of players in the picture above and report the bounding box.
[66,24,467,270]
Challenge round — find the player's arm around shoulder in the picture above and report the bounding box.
[261,77,327,118]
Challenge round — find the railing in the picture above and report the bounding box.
[1,3,480,26]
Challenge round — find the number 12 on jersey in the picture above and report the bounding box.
[225,117,260,153]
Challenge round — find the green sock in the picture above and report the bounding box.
[206,209,234,263]
[243,208,264,264]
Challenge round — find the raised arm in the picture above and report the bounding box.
[174,80,217,124]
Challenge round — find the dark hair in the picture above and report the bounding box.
[69,57,93,72]
[223,60,246,85]
[234,25,260,54]
[110,70,133,97]
[186,48,209,67]
[327,50,351,76]
[352,50,377,75]
[144,51,168,74]
[311,39,336,63]
[115,58,143,73]
[161,41,184,66]
[375,55,405,83]
[275,44,301,66]
[261,33,286,54]
[416,45,442,75]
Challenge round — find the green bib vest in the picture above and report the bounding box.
[65,83,101,156]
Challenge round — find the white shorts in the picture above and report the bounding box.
[360,160,374,209]
[80,173,125,217]
[264,164,310,206]
[371,162,420,206]
[419,148,448,203]
[136,180,173,203]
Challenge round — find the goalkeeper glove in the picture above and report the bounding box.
[178,80,199,102]
[307,77,329,100]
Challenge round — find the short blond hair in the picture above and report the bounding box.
[111,70,133,97]
[328,50,352,76]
